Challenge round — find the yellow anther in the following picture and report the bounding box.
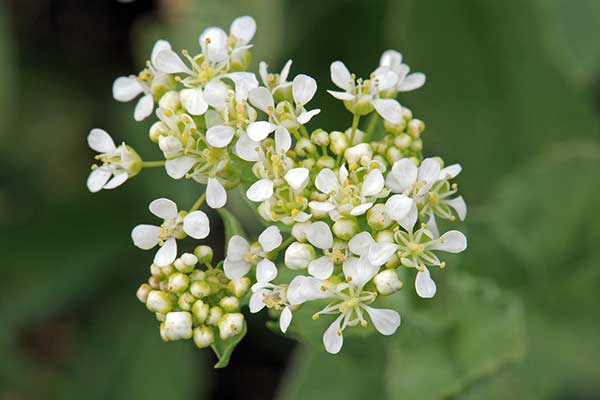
[336,329,343,336]
[449,215,456,222]
[451,183,458,190]
[312,313,320,320]
[360,320,368,327]
[440,262,446,269]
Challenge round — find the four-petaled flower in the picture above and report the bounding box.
[223,226,282,279]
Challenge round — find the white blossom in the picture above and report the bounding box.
[379,50,426,92]
[223,226,282,279]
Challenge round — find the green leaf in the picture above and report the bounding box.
[210,320,247,368]
[217,208,247,240]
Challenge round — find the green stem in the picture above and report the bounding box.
[349,114,361,144]
[299,125,310,138]
[364,113,380,141]
[291,128,303,142]
[142,160,166,168]
[189,193,206,212]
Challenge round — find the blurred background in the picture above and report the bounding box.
[1,0,599,399]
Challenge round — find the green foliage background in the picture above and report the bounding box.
[1,0,599,399]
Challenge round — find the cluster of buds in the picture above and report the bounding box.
[86,16,467,359]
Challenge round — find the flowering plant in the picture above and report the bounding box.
[86,15,467,366]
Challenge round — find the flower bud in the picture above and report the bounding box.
[332,218,359,240]
[299,158,316,169]
[163,311,193,341]
[316,156,336,169]
[311,129,329,146]
[151,73,176,100]
[285,242,316,270]
[295,138,316,157]
[218,313,245,340]
[374,269,403,295]
[168,272,190,294]
[190,280,212,298]
[158,90,180,110]
[411,138,423,152]
[174,258,193,274]
[408,119,425,138]
[149,122,166,142]
[394,134,412,150]
[207,306,224,326]
[136,283,152,303]
[384,119,407,135]
[190,270,206,282]
[329,131,350,155]
[386,146,403,164]
[344,127,364,145]
[367,204,393,230]
[227,277,251,297]
[156,313,166,322]
[345,143,372,168]
[220,296,240,312]
[191,300,210,323]
[402,107,413,121]
[194,245,213,265]
[193,326,215,349]
[146,290,173,314]
[148,276,161,289]
[177,292,196,311]
[375,229,395,243]
[150,264,163,278]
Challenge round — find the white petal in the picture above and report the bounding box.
[150,39,172,67]
[246,179,274,202]
[387,158,417,192]
[292,74,317,106]
[249,289,268,313]
[183,211,210,239]
[294,211,312,222]
[154,238,177,267]
[103,172,128,189]
[361,169,384,197]
[343,257,379,288]
[418,158,442,193]
[398,202,418,232]
[323,315,344,354]
[372,66,398,91]
[327,90,355,101]
[427,213,440,239]
[297,109,321,124]
[154,49,192,74]
[280,59,293,82]
[206,178,227,209]
[439,163,462,180]
[372,98,403,124]
[199,27,228,63]
[223,258,251,280]
[87,168,111,193]
[379,49,402,68]
[339,165,349,183]
[149,198,178,219]
[429,230,467,253]
[284,168,309,191]
[306,221,333,250]
[350,202,373,216]
[165,156,198,179]
[249,87,274,113]
[385,194,413,221]
[131,224,161,250]
[275,125,292,153]
[368,242,398,267]
[234,134,260,162]
[315,168,339,194]
[308,256,334,279]
[415,268,437,298]
[224,72,259,101]
[258,225,283,252]
[309,201,336,213]
[158,135,183,157]
[247,121,276,142]
[398,72,426,92]
[446,196,467,221]
[134,94,154,121]
[256,258,278,283]
[230,16,256,44]
[330,61,353,91]
[180,88,208,116]
[348,232,374,256]
[88,128,116,153]
[203,80,229,109]
[363,306,400,335]
[206,125,235,148]
[279,307,292,333]
[112,77,143,102]
[227,235,250,260]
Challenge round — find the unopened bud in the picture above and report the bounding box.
[295,138,316,157]
[218,313,245,340]
[332,218,359,240]
[190,270,206,282]
[194,245,213,265]
[408,119,425,138]
[146,290,173,314]
[136,283,152,303]
[190,280,211,298]
[384,119,407,135]
[311,129,329,146]
[191,300,210,323]
[386,146,403,164]
[316,156,336,169]
[344,127,364,145]
[220,296,240,312]
[367,204,393,230]
[375,229,395,243]
[394,134,412,149]
[207,306,224,326]
[285,242,316,270]
[344,143,372,167]
[177,292,196,311]
[228,277,251,297]
[411,138,423,152]
[168,272,190,294]
[329,131,350,155]
[374,269,403,295]
[163,311,193,341]
[193,326,215,349]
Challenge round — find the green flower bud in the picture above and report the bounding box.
[190,280,212,298]
[295,138,315,158]
[177,292,196,311]
[193,326,215,349]
[207,306,224,326]
[394,134,412,150]
[148,276,161,289]
[159,280,169,291]
[191,300,210,323]
[220,296,240,312]
[384,119,407,135]
[367,204,393,230]
[136,283,152,303]
[155,313,166,322]
[407,119,425,138]
[168,272,190,294]
[316,156,336,169]
[285,242,316,270]
[163,311,193,341]
[386,146,403,164]
[227,277,251,298]
[194,245,213,265]
[218,313,245,340]
[311,129,329,146]
[150,264,163,277]
[374,269,403,295]
[333,218,359,240]
[299,158,316,169]
[411,138,423,152]
[151,74,176,100]
[375,229,395,243]
[402,107,413,121]
[329,131,350,155]
[146,290,173,314]
[344,143,372,168]
[190,270,207,282]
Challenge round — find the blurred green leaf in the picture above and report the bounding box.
[211,320,247,368]
[217,208,246,240]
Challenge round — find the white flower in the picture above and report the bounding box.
[421,163,467,222]
[309,165,386,220]
[327,60,403,123]
[386,157,441,198]
[163,311,193,341]
[246,73,321,142]
[290,259,400,354]
[284,242,316,270]
[259,59,293,94]
[87,128,141,193]
[131,198,210,267]
[113,40,172,121]
[223,226,282,279]
[379,50,426,92]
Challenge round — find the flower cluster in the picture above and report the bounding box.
[86,16,467,359]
